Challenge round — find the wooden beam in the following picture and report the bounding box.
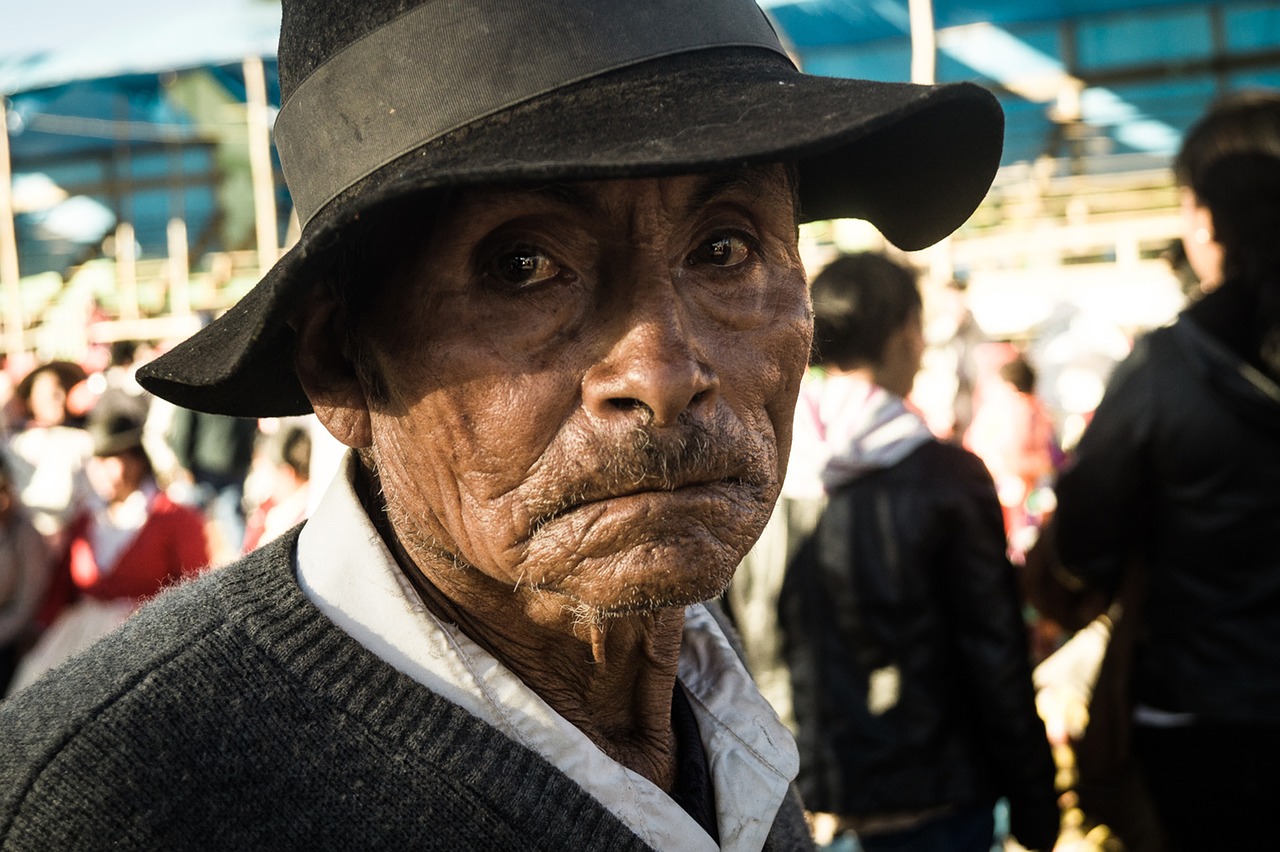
[166,217,191,315]
[243,55,279,273]
[0,100,25,356]
[116,222,139,321]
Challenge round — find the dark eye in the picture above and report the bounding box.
[690,232,754,268]
[490,246,563,288]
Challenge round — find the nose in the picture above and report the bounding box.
[582,282,719,428]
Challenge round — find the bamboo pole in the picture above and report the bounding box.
[167,217,190,315]
[243,55,278,274]
[908,0,955,284]
[116,221,140,321]
[0,100,25,355]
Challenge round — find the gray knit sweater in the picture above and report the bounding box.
[0,529,812,850]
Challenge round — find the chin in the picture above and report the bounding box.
[518,482,773,616]
[558,536,743,619]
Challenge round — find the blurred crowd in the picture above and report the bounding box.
[3,89,1279,852]
[724,89,1280,852]
[0,340,314,696]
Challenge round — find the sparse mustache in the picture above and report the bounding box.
[529,416,768,530]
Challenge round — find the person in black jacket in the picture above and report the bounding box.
[774,253,1059,851]
[1051,90,1280,851]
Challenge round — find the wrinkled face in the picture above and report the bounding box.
[353,165,812,617]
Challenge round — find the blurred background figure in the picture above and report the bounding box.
[963,350,1062,563]
[755,253,1058,852]
[166,407,258,561]
[0,455,52,696]
[90,339,153,425]
[242,423,311,553]
[3,361,95,555]
[1047,90,1280,851]
[7,410,210,695]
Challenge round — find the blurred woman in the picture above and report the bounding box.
[1050,90,1280,850]
[69,411,210,601]
[3,361,94,554]
[7,411,210,695]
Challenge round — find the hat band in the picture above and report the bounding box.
[274,0,790,226]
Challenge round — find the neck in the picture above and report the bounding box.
[357,466,684,791]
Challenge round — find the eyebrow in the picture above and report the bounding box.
[522,181,592,206]
[685,168,771,215]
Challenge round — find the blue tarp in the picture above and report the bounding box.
[764,0,1280,164]
[5,1,1280,276]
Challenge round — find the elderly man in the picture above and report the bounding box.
[0,0,1002,849]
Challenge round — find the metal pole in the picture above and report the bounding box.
[243,55,279,274]
[0,99,25,355]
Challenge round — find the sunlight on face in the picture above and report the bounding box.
[357,165,812,619]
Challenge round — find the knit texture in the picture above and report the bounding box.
[0,529,811,850]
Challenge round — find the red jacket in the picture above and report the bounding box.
[67,490,211,602]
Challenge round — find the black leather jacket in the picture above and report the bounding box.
[1054,299,1280,725]
[778,440,1059,851]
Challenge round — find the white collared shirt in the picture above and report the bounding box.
[296,451,798,851]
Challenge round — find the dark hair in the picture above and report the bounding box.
[809,252,921,369]
[1175,90,1280,373]
[1175,90,1280,286]
[1000,354,1037,395]
[279,426,312,479]
[108,339,140,367]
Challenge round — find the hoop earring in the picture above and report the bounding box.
[1194,227,1212,245]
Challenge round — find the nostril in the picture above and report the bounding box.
[609,398,653,418]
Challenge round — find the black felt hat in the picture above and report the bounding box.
[138,0,1005,417]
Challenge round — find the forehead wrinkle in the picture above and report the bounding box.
[683,166,780,217]
[446,181,599,225]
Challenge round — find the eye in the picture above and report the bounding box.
[488,245,564,288]
[689,232,756,268]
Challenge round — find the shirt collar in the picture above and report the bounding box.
[296,451,797,851]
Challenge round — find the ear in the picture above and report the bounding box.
[1179,186,1223,289]
[293,286,373,448]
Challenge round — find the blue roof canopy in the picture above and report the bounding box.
[764,0,1280,165]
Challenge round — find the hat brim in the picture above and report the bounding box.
[139,49,1003,417]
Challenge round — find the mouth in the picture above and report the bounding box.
[532,476,751,532]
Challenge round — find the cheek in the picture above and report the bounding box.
[726,269,812,452]
[369,356,582,575]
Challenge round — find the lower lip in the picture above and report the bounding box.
[557,482,740,522]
